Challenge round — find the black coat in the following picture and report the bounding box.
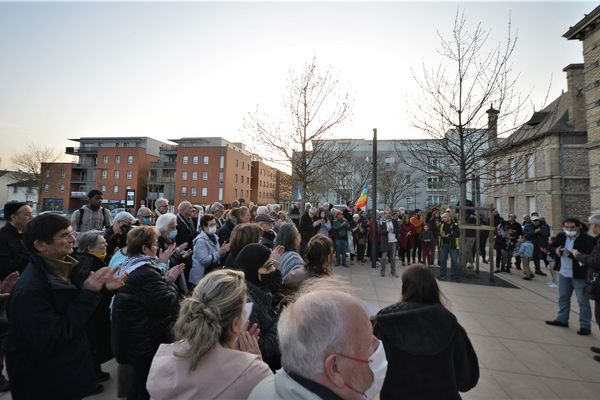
[217,220,235,246]
[374,302,479,400]
[6,255,101,400]
[299,213,317,243]
[260,230,276,249]
[550,232,596,280]
[175,214,197,249]
[246,281,281,372]
[0,223,30,280]
[111,264,180,364]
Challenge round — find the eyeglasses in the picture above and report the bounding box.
[59,232,76,240]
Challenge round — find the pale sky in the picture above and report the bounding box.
[0,1,593,169]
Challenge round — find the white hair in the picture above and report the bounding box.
[256,206,269,215]
[113,211,134,225]
[267,204,273,212]
[137,207,153,218]
[272,204,280,212]
[304,202,312,211]
[589,214,600,227]
[155,213,177,234]
[278,290,353,378]
[155,197,169,208]
[178,201,192,213]
[209,202,224,212]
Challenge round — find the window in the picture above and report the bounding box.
[113,185,119,193]
[235,174,238,183]
[507,159,514,181]
[126,170,133,180]
[494,197,502,213]
[59,184,65,193]
[427,176,444,190]
[127,155,133,164]
[115,155,121,164]
[234,189,238,198]
[191,187,197,196]
[103,155,109,164]
[219,172,224,184]
[494,162,500,183]
[527,196,536,215]
[202,187,208,197]
[126,185,131,190]
[181,186,187,195]
[192,171,198,180]
[526,154,536,178]
[508,197,515,214]
[60,168,66,178]
[202,172,208,181]
[183,156,189,165]
[45,169,50,178]
[218,188,223,201]
[182,171,188,181]
[203,155,209,165]
[100,185,106,192]
[192,155,199,165]
[101,170,108,179]
[241,176,244,184]
[220,156,225,169]
[236,160,239,167]
[44,183,49,192]
[428,158,440,171]
[114,171,120,179]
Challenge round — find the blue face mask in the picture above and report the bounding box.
[142,216,152,225]
[167,230,177,240]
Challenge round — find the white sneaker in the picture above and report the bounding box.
[548,283,558,288]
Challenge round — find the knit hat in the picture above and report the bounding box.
[4,202,28,220]
[235,243,271,286]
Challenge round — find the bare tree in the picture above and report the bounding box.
[11,143,62,206]
[322,152,373,205]
[399,10,530,273]
[245,56,354,201]
[378,166,412,211]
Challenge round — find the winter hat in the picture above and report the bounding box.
[4,202,28,220]
[235,243,271,286]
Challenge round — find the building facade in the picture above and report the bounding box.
[251,160,279,205]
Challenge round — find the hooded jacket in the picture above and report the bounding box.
[374,302,479,400]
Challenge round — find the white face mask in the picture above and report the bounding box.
[564,229,578,238]
[338,340,388,400]
[208,226,217,235]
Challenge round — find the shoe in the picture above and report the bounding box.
[577,328,592,336]
[482,259,489,264]
[380,273,385,277]
[594,355,600,363]
[545,320,569,328]
[342,264,349,268]
[392,272,399,278]
[91,384,104,395]
[495,269,501,273]
[453,277,461,282]
[590,346,600,354]
[335,263,341,266]
[535,271,547,276]
[548,283,558,288]
[437,274,447,280]
[97,371,110,383]
[0,375,10,392]
[522,276,531,280]
[516,266,522,270]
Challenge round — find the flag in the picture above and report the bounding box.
[295,186,302,200]
[355,183,369,210]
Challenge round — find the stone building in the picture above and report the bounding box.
[565,6,600,215]
[484,65,589,232]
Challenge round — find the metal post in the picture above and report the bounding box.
[371,128,378,269]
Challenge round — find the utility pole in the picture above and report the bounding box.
[371,128,378,269]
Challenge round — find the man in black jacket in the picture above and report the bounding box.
[299,207,318,256]
[6,213,125,399]
[0,202,31,280]
[545,218,596,335]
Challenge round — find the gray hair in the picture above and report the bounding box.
[77,230,104,252]
[304,202,312,211]
[209,202,224,212]
[113,211,135,225]
[178,201,192,213]
[278,290,353,378]
[589,214,600,227]
[272,204,280,212]
[275,223,299,252]
[256,206,269,215]
[155,213,177,234]
[155,197,169,209]
[137,207,153,218]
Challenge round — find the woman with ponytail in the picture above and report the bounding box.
[147,269,272,399]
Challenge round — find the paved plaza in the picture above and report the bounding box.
[1,258,598,400]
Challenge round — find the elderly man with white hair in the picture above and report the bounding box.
[154,197,169,217]
[209,202,225,229]
[249,290,387,400]
[256,205,270,216]
[175,201,197,249]
[136,206,154,225]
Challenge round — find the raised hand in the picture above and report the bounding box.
[238,330,262,357]
[0,271,19,294]
[158,243,177,263]
[165,263,185,283]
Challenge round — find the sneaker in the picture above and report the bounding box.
[437,274,447,280]
[522,276,531,280]
[591,346,600,354]
[545,320,569,328]
[548,283,558,288]
[577,328,592,336]
[535,271,547,277]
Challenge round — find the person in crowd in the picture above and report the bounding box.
[546,236,559,288]
[522,214,532,225]
[249,289,387,400]
[154,197,169,217]
[231,200,240,209]
[571,214,600,361]
[104,211,135,260]
[156,213,192,289]
[71,189,112,233]
[136,207,154,226]
[289,201,302,229]
[274,210,291,233]
[147,269,272,399]
[546,218,596,335]
[73,230,114,384]
[507,213,524,270]
[299,207,319,256]
[523,215,550,276]
[175,201,198,250]
[238,198,246,207]
[111,226,185,400]
[191,214,231,284]
[419,223,435,266]
[223,223,262,269]
[256,214,277,249]
[256,206,269,217]
[276,223,305,279]
[7,213,126,399]
[379,211,399,277]
[218,207,250,246]
[270,204,281,220]
[209,202,225,229]
[236,244,282,371]
[499,224,518,274]
[479,213,490,264]
[331,210,350,267]
[0,202,32,279]
[284,234,334,289]
[249,205,259,222]
[464,213,477,269]
[351,213,367,263]
[438,212,460,281]
[398,214,415,266]
[316,209,332,237]
[409,210,425,263]
[493,221,508,273]
[0,271,18,392]
[515,233,535,280]
[374,264,479,399]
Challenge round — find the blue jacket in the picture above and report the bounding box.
[516,241,534,258]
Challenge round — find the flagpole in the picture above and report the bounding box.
[371,128,378,269]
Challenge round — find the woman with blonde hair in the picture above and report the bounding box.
[147,270,272,399]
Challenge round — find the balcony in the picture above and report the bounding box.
[66,146,98,155]
[148,176,176,184]
[70,191,88,199]
[149,161,177,169]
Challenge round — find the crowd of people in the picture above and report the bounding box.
[0,188,599,399]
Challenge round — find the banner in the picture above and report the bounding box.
[355,183,368,210]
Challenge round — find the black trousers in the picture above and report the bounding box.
[128,359,152,400]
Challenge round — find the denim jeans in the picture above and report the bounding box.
[335,239,348,265]
[556,273,591,329]
[381,241,397,276]
[439,243,459,278]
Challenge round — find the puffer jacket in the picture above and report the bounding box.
[111,258,180,364]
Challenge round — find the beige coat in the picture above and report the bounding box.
[248,369,323,400]
[147,341,272,400]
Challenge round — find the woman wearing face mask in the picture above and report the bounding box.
[190,214,231,285]
[236,243,282,372]
[147,269,272,399]
[104,211,135,263]
[374,264,479,400]
[72,230,114,390]
[156,213,193,292]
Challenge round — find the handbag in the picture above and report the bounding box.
[584,269,600,301]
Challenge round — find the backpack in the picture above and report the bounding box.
[78,206,109,231]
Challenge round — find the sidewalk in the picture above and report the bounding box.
[2,259,598,399]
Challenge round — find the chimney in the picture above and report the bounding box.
[486,104,499,148]
[563,63,585,131]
